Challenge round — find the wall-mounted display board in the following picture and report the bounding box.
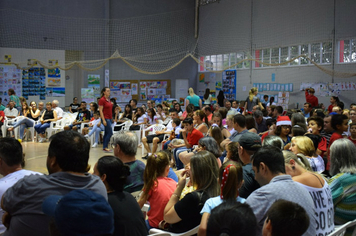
[0,66,22,103]
[110,79,171,103]
[222,70,236,100]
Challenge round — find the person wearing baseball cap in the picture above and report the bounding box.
[42,189,114,236]
[237,132,262,198]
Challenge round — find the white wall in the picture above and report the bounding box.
[0,47,66,106]
[197,0,356,108]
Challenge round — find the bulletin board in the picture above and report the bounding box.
[109,79,171,103]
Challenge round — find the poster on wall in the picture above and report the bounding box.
[131,83,138,95]
[48,68,60,78]
[111,89,132,103]
[105,69,109,87]
[88,74,100,85]
[88,84,100,98]
[47,78,61,86]
[143,81,167,102]
[222,70,236,100]
[140,89,147,100]
[1,66,22,103]
[22,67,45,100]
[52,87,65,97]
[81,88,95,104]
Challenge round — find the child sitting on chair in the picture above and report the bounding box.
[84,111,104,148]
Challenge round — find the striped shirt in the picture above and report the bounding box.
[329,173,356,224]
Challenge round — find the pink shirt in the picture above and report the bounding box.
[147,177,176,227]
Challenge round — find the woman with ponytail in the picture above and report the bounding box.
[94,156,147,236]
[138,151,176,230]
[244,87,263,114]
[198,161,244,236]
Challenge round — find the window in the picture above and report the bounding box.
[290,46,299,65]
[262,49,270,67]
[271,48,279,65]
[322,42,332,64]
[311,43,321,63]
[199,40,336,72]
[300,44,309,65]
[280,47,289,64]
[339,38,356,63]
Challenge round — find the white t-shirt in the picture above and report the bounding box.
[147,115,159,125]
[90,118,101,127]
[296,180,334,235]
[203,94,212,105]
[308,155,325,173]
[266,102,277,107]
[54,107,63,119]
[137,114,147,124]
[0,169,42,233]
[4,108,18,117]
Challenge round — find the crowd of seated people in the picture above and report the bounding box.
[1,87,356,236]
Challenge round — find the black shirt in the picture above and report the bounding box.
[170,191,209,234]
[43,110,54,121]
[108,191,147,236]
[69,103,80,113]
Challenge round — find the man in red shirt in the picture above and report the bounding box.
[170,117,203,169]
[305,88,319,108]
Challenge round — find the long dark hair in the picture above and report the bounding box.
[147,108,156,121]
[97,156,130,192]
[134,107,144,122]
[110,98,117,115]
[204,88,210,100]
[100,87,109,98]
[123,104,132,117]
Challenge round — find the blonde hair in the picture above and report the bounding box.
[282,150,312,171]
[291,136,315,156]
[188,87,195,97]
[248,87,258,102]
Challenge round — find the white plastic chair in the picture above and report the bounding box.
[149,225,199,236]
[329,219,356,236]
[47,119,65,138]
[141,124,166,156]
[113,120,133,134]
[20,119,36,142]
[2,117,19,138]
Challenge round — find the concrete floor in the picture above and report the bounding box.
[19,140,147,175]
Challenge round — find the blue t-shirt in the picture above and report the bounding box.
[186,95,200,107]
[200,196,246,214]
[168,168,178,182]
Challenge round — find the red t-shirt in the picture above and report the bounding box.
[261,131,269,142]
[328,104,334,114]
[98,96,113,119]
[348,137,356,146]
[318,136,327,152]
[0,110,5,122]
[326,132,344,170]
[147,177,176,227]
[187,128,204,146]
[305,91,319,108]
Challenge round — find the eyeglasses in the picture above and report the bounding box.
[111,143,117,149]
[281,125,291,129]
